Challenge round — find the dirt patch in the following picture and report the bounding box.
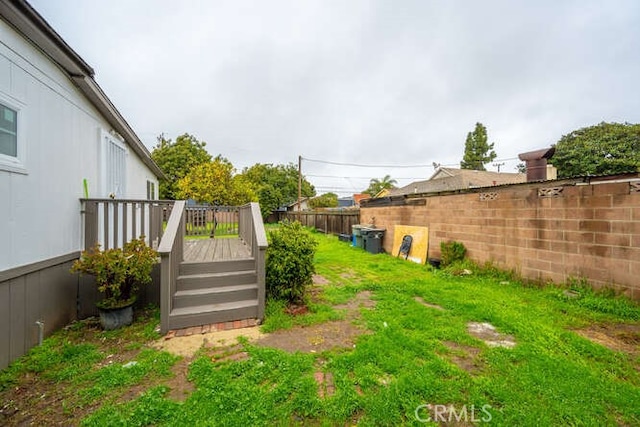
[441,341,483,373]
[164,357,195,401]
[575,323,640,357]
[339,269,358,281]
[256,320,369,353]
[467,322,516,349]
[334,291,376,318]
[313,274,330,285]
[314,371,335,398]
[414,296,446,311]
[256,291,375,353]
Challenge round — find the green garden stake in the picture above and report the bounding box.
[83,178,89,198]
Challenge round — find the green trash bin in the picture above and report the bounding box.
[352,225,364,248]
[362,228,385,254]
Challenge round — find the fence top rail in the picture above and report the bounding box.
[80,198,176,205]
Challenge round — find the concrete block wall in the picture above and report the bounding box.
[363,179,640,299]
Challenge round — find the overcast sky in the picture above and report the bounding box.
[30,0,640,196]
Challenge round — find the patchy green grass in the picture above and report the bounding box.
[2,234,639,426]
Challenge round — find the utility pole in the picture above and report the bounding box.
[493,162,505,172]
[297,155,302,221]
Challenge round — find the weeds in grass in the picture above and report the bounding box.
[2,233,639,426]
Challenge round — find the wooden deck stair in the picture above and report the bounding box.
[167,258,260,329]
[159,202,267,334]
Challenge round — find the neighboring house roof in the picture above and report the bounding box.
[373,188,392,198]
[390,167,526,196]
[285,197,310,209]
[0,0,165,179]
[352,193,370,205]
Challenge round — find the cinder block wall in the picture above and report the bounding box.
[363,180,640,299]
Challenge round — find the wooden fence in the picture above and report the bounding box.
[277,210,360,236]
[181,205,239,237]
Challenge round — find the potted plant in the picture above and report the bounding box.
[71,237,158,330]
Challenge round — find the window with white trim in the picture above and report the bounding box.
[146,180,156,200]
[0,96,26,174]
[0,103,17,157]
[101,131,127,198]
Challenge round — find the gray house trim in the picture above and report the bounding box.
[0,251,80,283]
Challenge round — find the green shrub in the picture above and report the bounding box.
[266,221,318,303]
[440,240,466,267]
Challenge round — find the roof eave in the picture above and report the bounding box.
[0,0,94,76]
[0,0,165,180]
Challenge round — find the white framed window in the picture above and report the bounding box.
[100,130,127,198]
[0,94,26,174]
[147,180,156,200]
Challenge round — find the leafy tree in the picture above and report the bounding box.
[460,122,497,171]
[309,192,338,209]
[240,163,315,218]
[363,175,397,196]
[175,156,255,205]
[151,133,211,199]
[550,122,640,178]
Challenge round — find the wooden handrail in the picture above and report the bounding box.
[238,202,268,321]
[158,200,186,334]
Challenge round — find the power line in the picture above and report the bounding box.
[302,156,520,169]
[302,157,434,168]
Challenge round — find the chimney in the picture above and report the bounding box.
[518,147,555,182]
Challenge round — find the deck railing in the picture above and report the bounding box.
[158,200,186,334]
[181,205,239,237]
[80,198,174,250]
[238,202,268,320]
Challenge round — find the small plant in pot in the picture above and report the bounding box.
[71,237,158,330]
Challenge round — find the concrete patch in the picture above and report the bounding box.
[153,326,264,358]
[467,322,516,349]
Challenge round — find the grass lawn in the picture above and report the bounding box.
[1,232,639,425]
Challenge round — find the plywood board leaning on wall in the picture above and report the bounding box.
[392,225,429,264]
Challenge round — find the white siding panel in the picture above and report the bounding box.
[0,55,10,94]
[0,170,11,266]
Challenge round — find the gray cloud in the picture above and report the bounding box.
[30,0,640,194]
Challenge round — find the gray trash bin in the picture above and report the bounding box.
[362,228,385,254]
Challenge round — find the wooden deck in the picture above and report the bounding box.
[183,237,252,262]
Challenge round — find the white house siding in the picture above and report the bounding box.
[0,19,157,272]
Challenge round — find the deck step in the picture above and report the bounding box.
[177,269,257,290]
[180,258,255,276]
[173,283,258,309]
[168,299,259,330]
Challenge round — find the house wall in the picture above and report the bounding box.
[0,19,158,272]
[0,19,159,370]
[0,261,160,370]
[362,179,640,300]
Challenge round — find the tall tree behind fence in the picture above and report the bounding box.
[277,210,360,236]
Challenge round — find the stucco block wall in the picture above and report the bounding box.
[362,180,640,299]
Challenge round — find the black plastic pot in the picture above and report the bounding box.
[98,303,134,330]
[427,258,441,269]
